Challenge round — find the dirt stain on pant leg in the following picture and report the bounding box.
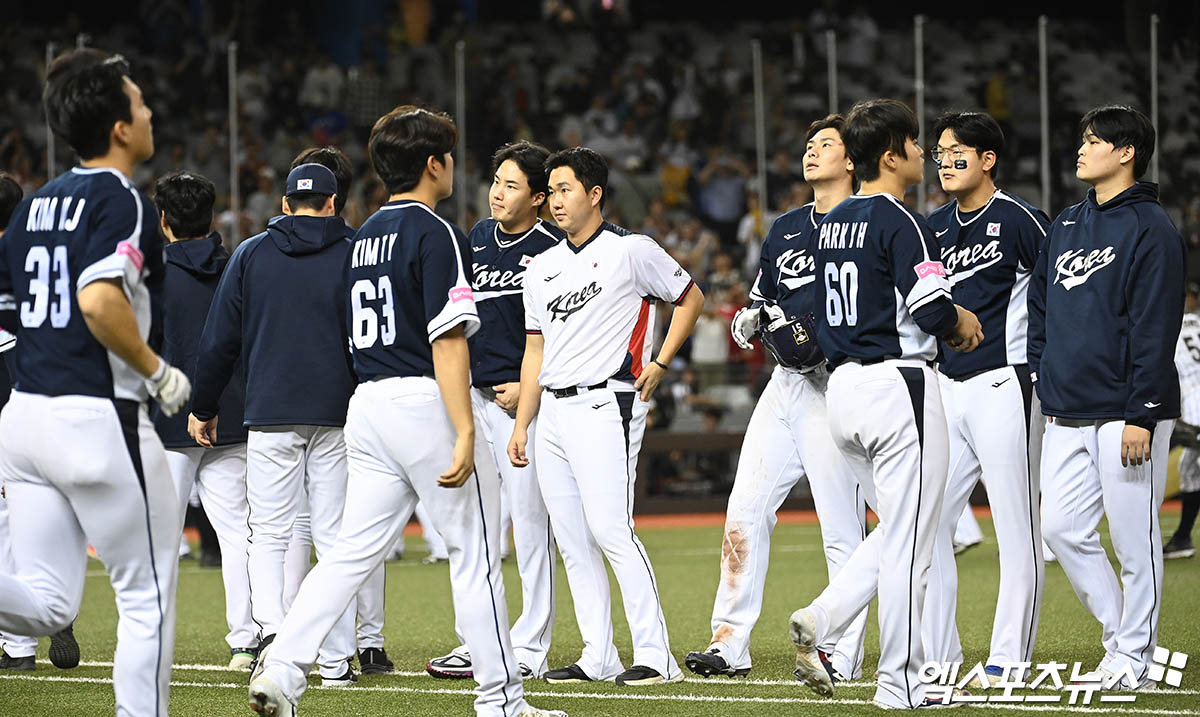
[721,526,748,590]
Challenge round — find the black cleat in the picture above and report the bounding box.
[685,648,750,678]
[358,647,395,674]
[615,665,684,686]
[1165,534,1195,560]
[49,624,80,669]
[544,663,594,684]
[0,651,35,670]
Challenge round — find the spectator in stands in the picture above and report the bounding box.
[696,148,749,245]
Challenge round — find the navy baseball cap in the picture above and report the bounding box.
[285,163,337,197]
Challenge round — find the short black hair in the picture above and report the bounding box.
[842,99,919,183]
[545,147,609,209]
[1079,104,1156,180]
[491,141,552,198]
[154,171,215,239]
[805,113,846,143]
[44,48,133,161]
[932,111,1005,180]
[292,146,352,215]
[0,174,23,229]
[368,105,457,195]
[284,194,331,213]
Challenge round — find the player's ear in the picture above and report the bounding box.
[159,211,170,235]
[281,196,291,216]
[590,185,603,208]
[981,151,997,174]
[1118,144,1136,168]
[531,191,546,209]
[324,194,337,215]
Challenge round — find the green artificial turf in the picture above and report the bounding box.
[0,515,1196,716]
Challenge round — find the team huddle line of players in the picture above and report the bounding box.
[0,47,1186,716]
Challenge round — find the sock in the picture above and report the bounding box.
[1177,491,1200,539]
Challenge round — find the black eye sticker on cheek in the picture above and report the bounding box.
[953,160,968,170]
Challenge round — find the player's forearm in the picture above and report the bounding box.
[656,285,705,364]
[514,336,544,431]
[77,278,159,377]
[432,326,476,440]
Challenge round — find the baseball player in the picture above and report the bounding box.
[190,162,360,686]
[0,49,188,715]
[1031,104,1185,689]
[787,98,983,709]
[149,170,259,669]
[685,115,869,683]
[249,106,565,717]
[923,111,1049,681]
[509,147,704,686]
[1166,281,1200,560]
[427,141,563,681]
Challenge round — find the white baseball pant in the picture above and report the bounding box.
[165,444,256,650]
[802,360,948,709]
[708,366,868,678]
[1041,418,1172,684]
[245,425,355,679]
[953,506,983,547]
[260,377,531,715]
[0,393,179,716]
[536,384,679,681]
[0,494,38,659]
[925,366,1044,668]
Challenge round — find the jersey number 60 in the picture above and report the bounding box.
[823,261,859,327]
[351,276,397,349]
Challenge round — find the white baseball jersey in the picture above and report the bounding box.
[523,222,693,389]
[1174,313,1200,425]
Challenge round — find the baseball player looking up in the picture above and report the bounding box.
[686,114,869,683]
[249,106,566,717]
[508,147,704,686]
[923,111,1049,682]
[427,141,564,681]
[787,98,983,709]
[0,48,188,716]
[189,162,360,686]
[1167,281,1200,560]
[151,171,258,669]
[1030,105,1184,689]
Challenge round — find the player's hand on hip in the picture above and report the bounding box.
[492,382,520,412]
[1121,424,1152,467]
[730,306,757,350]
[438,433,475,488]
[635,361,667,401]
[946,305,984,353]
[147,358,191,416]
[508,428,530,468]
[188,413,219,448]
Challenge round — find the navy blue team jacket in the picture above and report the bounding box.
[1028,182,1184,430]
[813,193,959,366]
[467,218,561,388]
[928,190,1049,378]
[152,233,246,447]
[192,214,356,427]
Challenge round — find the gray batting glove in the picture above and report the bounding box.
[147,359,191,417]
[730,306,758,350]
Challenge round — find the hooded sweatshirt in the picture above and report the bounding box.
[153,232,246,447]
[192,214,356,427]
[1028,182,1185,430]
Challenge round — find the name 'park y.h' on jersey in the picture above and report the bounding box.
[0,167,162,402]
[927,189,1049,379]
[467,217,562,388]
[348,200,480,382]
[812,193,959,367]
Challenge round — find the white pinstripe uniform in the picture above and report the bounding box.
[1174,313,1200,492]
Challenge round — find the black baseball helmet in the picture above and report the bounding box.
[756,309,824,370]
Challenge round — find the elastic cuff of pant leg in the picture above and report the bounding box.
[808,604,831,643]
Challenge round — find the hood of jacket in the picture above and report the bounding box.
[1087,181,1159,212]
[265,214,354,256]
[164,232,229,276]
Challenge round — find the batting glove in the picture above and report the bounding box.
[147,358,191,417]
[730,306,758,350]
[759,303,788,332]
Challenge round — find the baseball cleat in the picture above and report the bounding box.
[788,608,833,698]
[0,651,36,670]
[614,665,684,686]
[426,646,472,679]
[358,647,395,674]
[250,634,275,683]
[519,662,540,679]
[230,648,257,670]
[1164,535,1195,559]
[49,623,80,669]
[873,690,970,708]
[952,539,981,556]
[817,649,847,683]
[544,664,594,684]
[685,648,750,678]
[421,555,448,565]
[966,665,1006,688]
[518,706,568,717]
[248,675,295,716]
[321,663,358,687]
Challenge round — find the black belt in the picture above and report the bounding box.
[547,380,609,399]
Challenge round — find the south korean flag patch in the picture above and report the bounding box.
[986,222,1001,237]
[520,254,535,267]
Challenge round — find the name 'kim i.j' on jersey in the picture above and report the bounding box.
[0,167,162,402]
[467,217,562,388]
[927,189,1049,379]
[813,193,959,367]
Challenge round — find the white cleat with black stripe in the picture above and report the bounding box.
[788,608,834,698]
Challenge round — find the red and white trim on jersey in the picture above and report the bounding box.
[673,279,696,305]
[625,299,652,379]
